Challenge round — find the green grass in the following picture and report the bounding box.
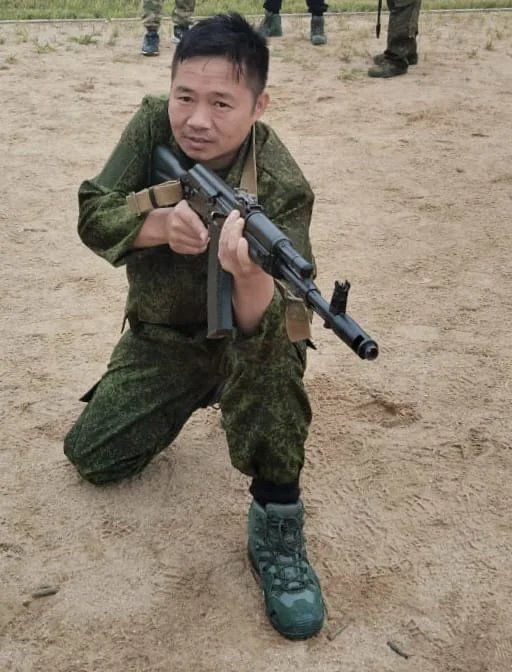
[0,0,510,21]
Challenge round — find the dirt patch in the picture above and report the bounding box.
[1,11,511,672]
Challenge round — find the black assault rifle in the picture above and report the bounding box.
[151,145,379,361]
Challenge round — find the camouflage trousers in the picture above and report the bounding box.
[64,322,311,486]
[263,0,328,16]
[386,0,422,59]
[142,0,196,31]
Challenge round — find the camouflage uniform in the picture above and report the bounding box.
[385,0,422,61]
[64,96,315,487]
[142,0,195,32]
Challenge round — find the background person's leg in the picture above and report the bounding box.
[171,0,196,43]
[141,0,163,55]
[259,0,284,38]
[369,0,421,77]
[307,0,328,45]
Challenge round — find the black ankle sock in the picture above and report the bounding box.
[250,479,300,506]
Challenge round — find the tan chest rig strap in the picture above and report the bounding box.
[126,180,183,215]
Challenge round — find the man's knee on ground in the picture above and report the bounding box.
[63,436,150,486]
[64,439,110,485]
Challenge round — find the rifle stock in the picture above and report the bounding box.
[150,145,379,360]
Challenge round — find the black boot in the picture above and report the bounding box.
[141,30,160,56]
[310,16,327,45]
[373,49,418,66]
[368,56,408,78]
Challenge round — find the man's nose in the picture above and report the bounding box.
[187,103,211,129]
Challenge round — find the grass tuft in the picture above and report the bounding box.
[70,33,99,44]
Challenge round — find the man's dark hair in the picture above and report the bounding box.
[171,13,269,98]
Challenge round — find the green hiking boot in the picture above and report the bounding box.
[258,11,283,38]
[368,56,408,78]
[373,50,418,66]
[310,16,327,46]
[248,500,325,640]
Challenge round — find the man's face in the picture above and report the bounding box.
[168,56,268,170]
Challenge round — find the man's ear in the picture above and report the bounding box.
[254,91,270,119]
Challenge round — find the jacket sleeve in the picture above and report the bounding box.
[77,97,157,267]
[257,167,316,277]
[272,195,315,272]
[253,125,316,272]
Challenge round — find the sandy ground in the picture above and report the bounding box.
[1,10,511,672]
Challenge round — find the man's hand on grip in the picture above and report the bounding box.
[166,200,209,255]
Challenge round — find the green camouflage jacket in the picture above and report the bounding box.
[77,95,315,328]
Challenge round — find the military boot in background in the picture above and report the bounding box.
[258,11,283,38]
[171,23,190,44]
[369,35,416,77]
[248,500,325,640]
[373,49,418,66]
[310,16,327,46]
[368,56,408,78]
[141,30,160,56]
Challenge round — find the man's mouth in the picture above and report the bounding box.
[185,136,211,146]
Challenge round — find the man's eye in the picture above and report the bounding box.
[178,96,192,103]
[215,101,230,109]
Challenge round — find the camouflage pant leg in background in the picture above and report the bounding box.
[264,0,328,14]
[142,0,195,31]
[171,0,196,28]
[386,0,422,58]
[142,0,164,31]
[64,321,310,486]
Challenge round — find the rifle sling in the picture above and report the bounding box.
[126,180,183,215]
[239,125,258,197]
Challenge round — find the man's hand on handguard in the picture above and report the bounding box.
[218,210,261,280]
[219,210,275,334]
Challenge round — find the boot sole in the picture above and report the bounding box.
[368,69,408,78]
[373,54,417,66]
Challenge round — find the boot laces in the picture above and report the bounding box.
[264,516,311,592]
